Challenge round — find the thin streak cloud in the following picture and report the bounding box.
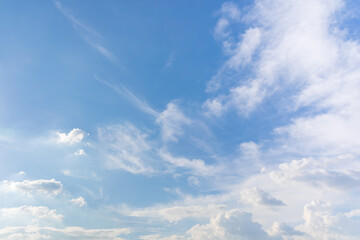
[54,0,118,64]
[95,76,159,117]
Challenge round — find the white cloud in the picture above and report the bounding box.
[140,234,185,240]
[186,209,278,240]
[0,225,130,240]
[214,17,230,39]
[1,179,63,196]
[240,187,285,206]
[295,201,360,240]
[204,0,360,123]
[238,141,260,159]
[165,51,175,68]
[98,123,154,174]
[227,27,262,69]
[156,102,191,142]
[345,209,360,218]
[130,204,226,223]
[275,111,360,155]
[56,128,85,144]
[159,150,218,176]
[95,77,159,117]
[213,2,241,40]
[17,171,26,176]
[267,221,303,238]
[54,1,118,64]
[0,206,63,222]
[74,149,86,156]
[70,196,87,207]
[270,156,360,191]
[187,176,200,186]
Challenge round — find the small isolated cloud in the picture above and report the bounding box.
[1,179,63,196]
[17,171,26,176]
[62,170,72,176]
[164,51,175,68]
[71,196,87,207]
[156,102,191,142]
[240,187,285,206]
[74,149,86,156]
[56,128,86,144]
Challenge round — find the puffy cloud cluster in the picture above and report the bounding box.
[187,209,278,240]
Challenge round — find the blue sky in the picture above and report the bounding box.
[1,0,360,239]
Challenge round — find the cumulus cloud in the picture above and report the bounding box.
[70,196,87,207]
[186,209,278,240]
[56,128,86,144]
[1,179,63,196]
[268,222,303,238]
[295,201,360,240]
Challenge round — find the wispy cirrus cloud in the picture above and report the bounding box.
[97,123,155,174]
[95,76,159,117]
[54,0,118,64]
